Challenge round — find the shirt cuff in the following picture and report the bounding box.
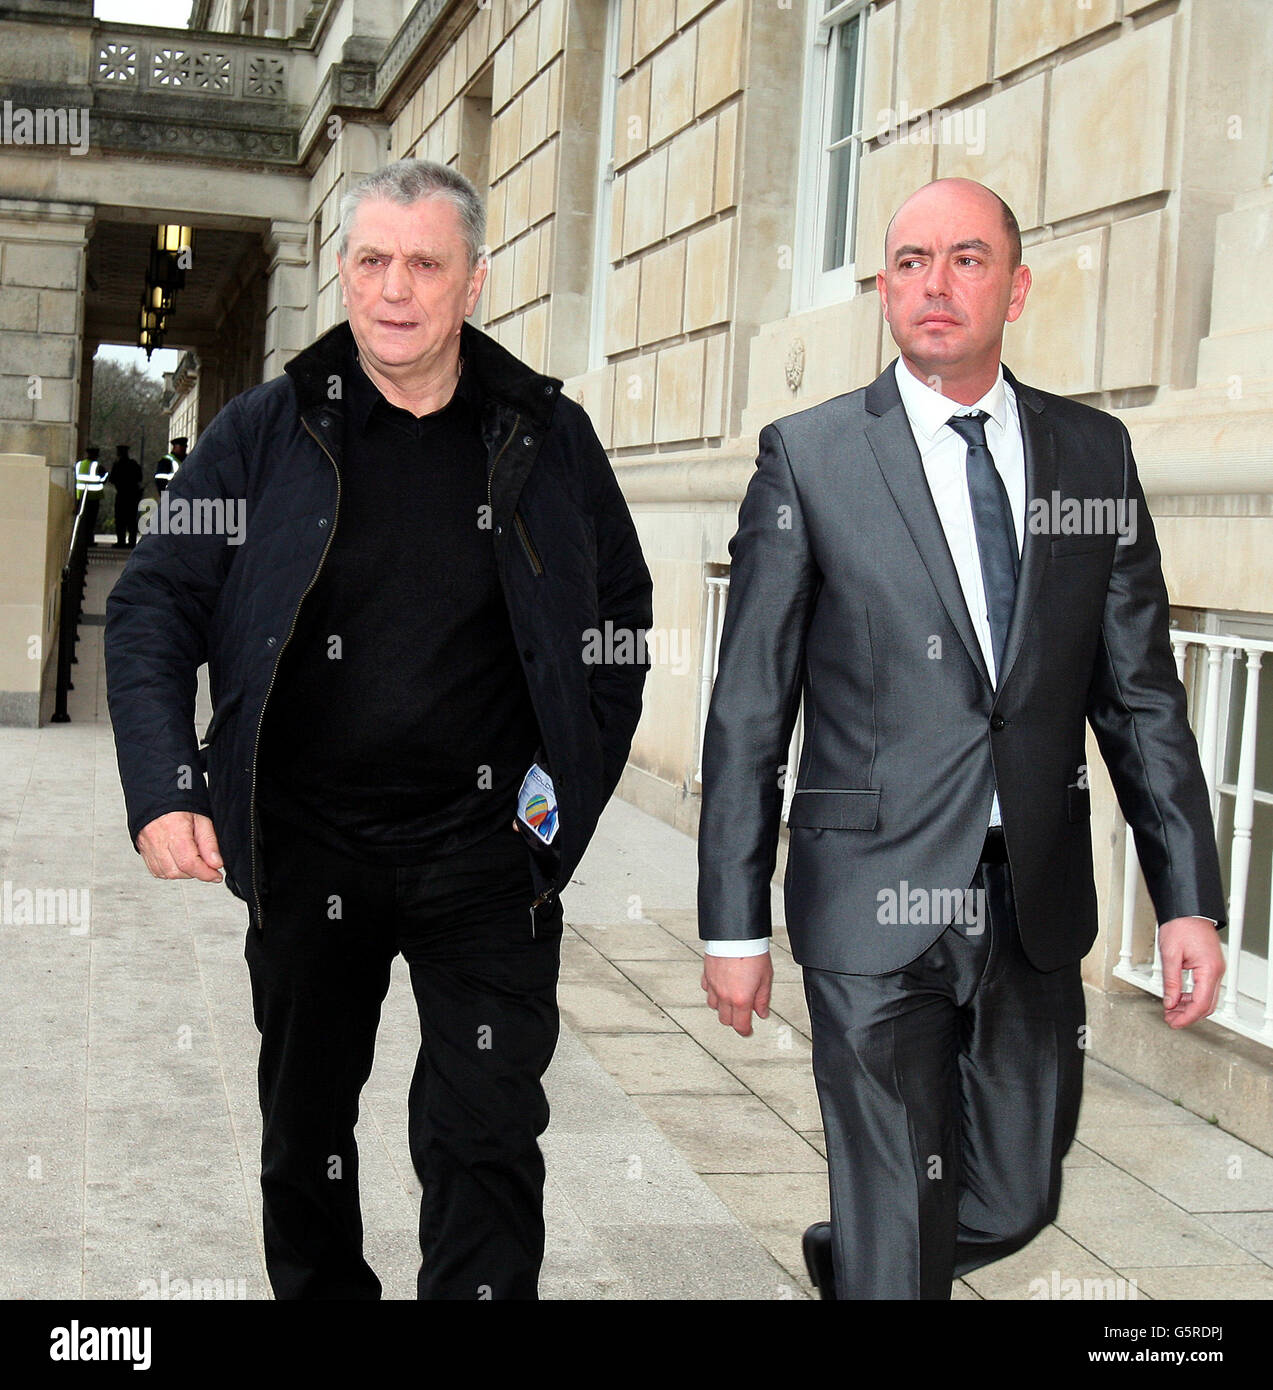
[703,938,771,957]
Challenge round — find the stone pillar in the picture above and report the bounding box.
[0,199,92,725]
[0,453,67,725]
[1195,186,1273,394]
[0,199,93,474]
[262,220,311,381]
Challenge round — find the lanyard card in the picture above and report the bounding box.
[517,763,559,845]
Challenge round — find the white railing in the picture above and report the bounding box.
[694,573,804,823]
[1114,629,1273,1046]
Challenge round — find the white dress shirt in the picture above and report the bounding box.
[704,360,1026,957]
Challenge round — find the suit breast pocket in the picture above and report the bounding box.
[786,789,880,830]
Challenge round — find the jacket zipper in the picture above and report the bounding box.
[248,416,341,928]
[513,510,543,576]
[486,410,520,517]
[489,410,557,917]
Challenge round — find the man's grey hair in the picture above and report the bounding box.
[336,158,487,270]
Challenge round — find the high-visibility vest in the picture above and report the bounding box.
[75,457,105,499]
[155,452,180,485]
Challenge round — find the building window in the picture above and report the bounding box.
[459,64,494,329]
[794,0,869,311]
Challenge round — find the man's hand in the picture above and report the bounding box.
[1159,916,1225,1029]
[702,953,773,1037]
[136,811,224,883]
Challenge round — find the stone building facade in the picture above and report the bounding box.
[1,0,1271,1143]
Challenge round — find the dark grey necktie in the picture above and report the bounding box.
[946,410,1018,678]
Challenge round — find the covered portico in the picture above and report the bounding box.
[0,0,386,722]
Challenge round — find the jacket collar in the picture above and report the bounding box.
[284,318,562,430]
[864,357,1045,418]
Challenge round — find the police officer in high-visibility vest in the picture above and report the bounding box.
[154,437,188,494]
[74,445,105,509]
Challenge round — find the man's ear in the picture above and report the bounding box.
[466,257,489,317]
[1005,264,1031,324]
[876,269,890,322]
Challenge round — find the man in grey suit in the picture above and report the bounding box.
[696,178,1226,1299]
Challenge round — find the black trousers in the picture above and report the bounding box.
[244,807,563,1300]
[803,851,1086,1299]
[114,496,139,546]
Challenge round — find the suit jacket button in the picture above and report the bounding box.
[990,715,1006,731]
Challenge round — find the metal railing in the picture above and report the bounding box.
[51,494,100,724]
[694,573,804,822]
[1114,629,1273,1046]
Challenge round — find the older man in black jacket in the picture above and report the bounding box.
[105,158,652,1300]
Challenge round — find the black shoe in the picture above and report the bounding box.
[802,1222,836,1300]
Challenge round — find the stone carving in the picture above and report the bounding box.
[97,43,137,84]
[152,49,191,87]
[785,337,805,393]
[96,36,291,101]
[193,52,233,93]
[246,56,287,99]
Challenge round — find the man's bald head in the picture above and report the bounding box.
[875,176,1032,402]
[884,179,1021,271]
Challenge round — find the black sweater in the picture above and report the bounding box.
[255,343,541,862]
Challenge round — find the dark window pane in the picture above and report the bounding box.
[828,15,861,145]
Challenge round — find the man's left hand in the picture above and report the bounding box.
[1159,916,1225,1029]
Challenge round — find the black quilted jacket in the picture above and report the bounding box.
[104,319,653,927]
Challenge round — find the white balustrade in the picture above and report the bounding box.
[1115,629,1273,1047]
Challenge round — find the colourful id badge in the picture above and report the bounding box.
[517,763,559,845]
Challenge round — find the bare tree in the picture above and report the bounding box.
[88,357,171,531]
[89,357,169,483]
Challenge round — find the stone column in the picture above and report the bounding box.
[0,199,93,725]
[0,199,93,475]
[262,220,311,381]
[1196,186,1273,395]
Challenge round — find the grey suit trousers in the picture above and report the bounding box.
[803,854,1086,1299]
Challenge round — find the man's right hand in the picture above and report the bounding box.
[702,952,774,1037]
[136,811,224,882]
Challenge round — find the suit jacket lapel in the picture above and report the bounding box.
[996,366,1057,691]
[863,366,992,689]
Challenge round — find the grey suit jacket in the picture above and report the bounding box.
[697,361,1225,974]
